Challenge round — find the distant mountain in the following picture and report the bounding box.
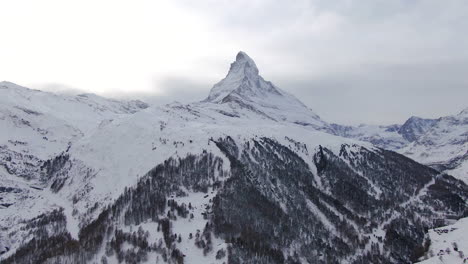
[331,108,467,183]
[398,116,438,142]
[401,108,468,182]
[329,104,468,264]
[0,53,466,264]
[330,123,408,150]
[331,116,438,151]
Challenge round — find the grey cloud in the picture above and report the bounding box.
[27,0,468,126]
[35,83,87,95]
[170,0,468,125]
[144,76,213,105]
[279,60,468,125]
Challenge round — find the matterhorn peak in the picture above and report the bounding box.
[230,51,259,77]
[204,51,274,103]
[200,52,329,131]
[235,51,251,61]
[459,107,468,116]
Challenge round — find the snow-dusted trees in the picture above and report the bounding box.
[3,137,467,264]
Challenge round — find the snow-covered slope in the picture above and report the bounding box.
[417,217,468,263]
[0,53,467,264]
[407,109,468,264]
[331,116,438,151]
[401,108,468,182]
[0,82,148,256]
[0,81,148,165]
[44,52,341,233]
[0,54,342,262]
[330,103,468,264]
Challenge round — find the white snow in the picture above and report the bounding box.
[170,189,227,264]
[400,108,468,179]
[417,217,468,264]
[1,51,467,263]
[334,124,409,151]
[1,61,368,261]
[305,198,340,239]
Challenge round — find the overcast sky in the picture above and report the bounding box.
[1,0,467,125]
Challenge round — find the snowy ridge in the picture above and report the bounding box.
[202,51,330,132]
[0,81,148,165]
[63,103,359,228]
[399,116,438,142]
[332,108,467,183]
[331,123,408,150]
[0,53,467,264]
[401,107,468,181]
[0,81,149,258]
[333,107,468,264]
[205,51,261,103]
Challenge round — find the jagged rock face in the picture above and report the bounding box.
[401,108,468,181]
[205,51,264,103]
[398,117,437,142]
[2,138,467,264]
[202,52,330,132]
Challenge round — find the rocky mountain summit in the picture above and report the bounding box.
[201,51,330,132]
[398,117,438,142]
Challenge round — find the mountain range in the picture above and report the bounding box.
[0,52,466,264]
[331,108,468,183]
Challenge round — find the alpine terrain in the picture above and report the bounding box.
[331,105,468,264]
[1,52,467,264]
[331,110,468,182]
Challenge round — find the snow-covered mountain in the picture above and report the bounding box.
[401,108,468,182]
[1,52,467,264]
[398,117,438,142]
[331,116,438,152]
[0,81,148,182]
[330,102,468,264]
[201,51,330,132]
[330,123,408,150]
[332,108,467,183]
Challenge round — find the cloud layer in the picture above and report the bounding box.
[1,0,467,124]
